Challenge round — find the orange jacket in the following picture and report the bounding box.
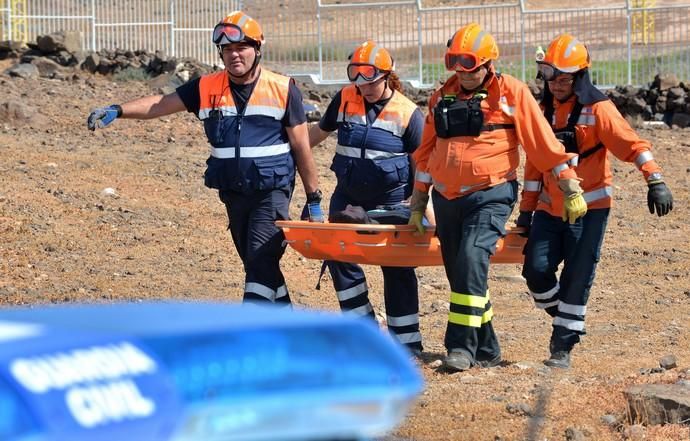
[413,71,577,200]
[520,95,663,216]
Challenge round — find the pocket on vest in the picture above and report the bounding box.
[253,163,292,190]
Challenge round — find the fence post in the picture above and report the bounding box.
[519,0,526,82]
[416,0,423,86]
[91,0,96,51]
[626,0,633,85]
[7,0,11,41]
[317,0,323,82]
[170,0,175,57]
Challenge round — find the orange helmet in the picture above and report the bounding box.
[445,23,499,71]
[538,34,590,80]
[347,41,394,84]
[212,11,264,47]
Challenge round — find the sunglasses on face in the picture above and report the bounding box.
[445,52,485,72]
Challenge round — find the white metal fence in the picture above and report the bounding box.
[1,0,689,88]
[0,2,9,41]
[0,0,241,63]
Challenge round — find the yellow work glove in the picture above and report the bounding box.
[558,178,587,224]
[408,188,430,235]
[409,211,426,235]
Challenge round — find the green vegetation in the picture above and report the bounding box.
[113,67,151,82]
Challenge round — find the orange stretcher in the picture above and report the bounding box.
[277,221,526,267]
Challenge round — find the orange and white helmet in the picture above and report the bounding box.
[347,41,394,85]
[212,11,264,47]
[537,34,591,81]
[445,23,499,72]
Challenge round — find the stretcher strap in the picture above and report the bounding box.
[315,261,328,290]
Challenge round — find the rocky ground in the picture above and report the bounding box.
[1,57,690,440]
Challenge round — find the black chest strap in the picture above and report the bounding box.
[579,142,604,160]
[544,99,584,132]
[545,99,605,161]
[481,123,515,131]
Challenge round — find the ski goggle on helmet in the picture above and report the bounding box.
[536,34,591,81]
[347,41,394,85]
[212,11,264,47]
[445,23,498,72]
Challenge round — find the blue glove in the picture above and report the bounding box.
[87,105,122,131]
[307,201,324,222]
[305,190,324,223]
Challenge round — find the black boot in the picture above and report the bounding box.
[444,349,472,372]
[545,339,571,368]
[544,350,571,368]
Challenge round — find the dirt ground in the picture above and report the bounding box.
[1,64,689,440]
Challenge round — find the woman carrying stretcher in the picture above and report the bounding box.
[308,41,425,357]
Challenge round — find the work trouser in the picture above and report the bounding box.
[432,181,517,362]
[522,208,609,352]
[327,185,422,351]
[219,187,292,306]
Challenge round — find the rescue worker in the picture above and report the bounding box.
[86,11,323,306]
[308,41,425,356]
[518,34,674,368]
[408,23,588,372]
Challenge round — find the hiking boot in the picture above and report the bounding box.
[444,350,472,372]
[476,354,502,368]
[544,350,571,369]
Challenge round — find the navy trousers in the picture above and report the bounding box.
[327,185,422,351]
[522,208,610,351]
[219,188,292,306]
[432,181,517,362]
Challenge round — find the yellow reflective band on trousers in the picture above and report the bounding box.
[448,292,493,328]
[448,307,494,328]
[450,292,488,308]
[448,312,483,327]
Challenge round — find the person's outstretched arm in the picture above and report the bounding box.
[87,92,186,130]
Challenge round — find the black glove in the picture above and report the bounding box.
[647,181,673,217]
[515,211,533,237]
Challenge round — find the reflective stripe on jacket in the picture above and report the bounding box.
[198,69,295,192]
[413,71,577,201]
[519,96,663,216]
[331,85,418,198]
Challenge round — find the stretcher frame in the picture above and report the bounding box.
[277,221,526,267]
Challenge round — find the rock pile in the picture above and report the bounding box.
[1,31,215,93]
[607,73,690,128]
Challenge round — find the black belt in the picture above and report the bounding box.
[481,124,516,131]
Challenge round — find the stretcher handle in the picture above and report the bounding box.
[276,220,433,232]
[276,220,526,235]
